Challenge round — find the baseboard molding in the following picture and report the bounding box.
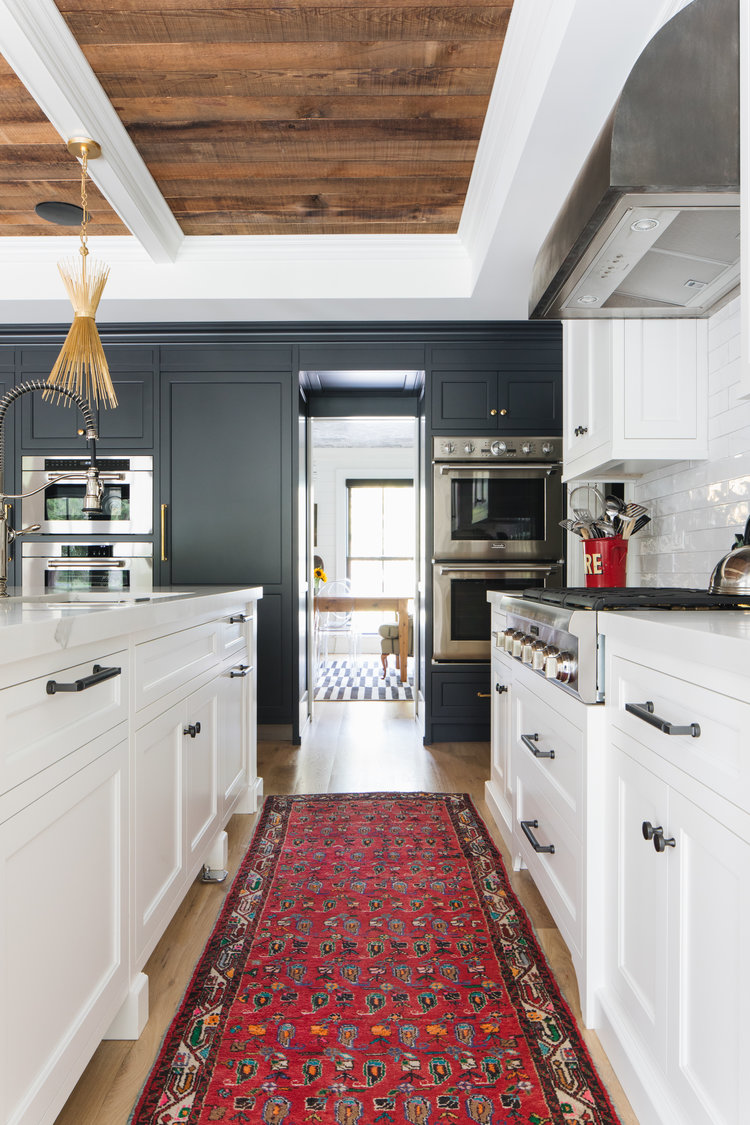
[258,724,293,742]
[483,780,512,851]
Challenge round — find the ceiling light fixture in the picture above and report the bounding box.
[44,138,117,409]
[630,218,660,232]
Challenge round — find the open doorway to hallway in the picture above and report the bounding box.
[310,416,418,708]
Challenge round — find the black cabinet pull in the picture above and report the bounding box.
[520,819,555,854]
[521,732,555,759]
[183,721,202,738]
[46,663,121,695]
[495,682,508,694]
[230,664,249,678]
[229,613,248,624]
[642,821,675,852]
[626,700,700,738]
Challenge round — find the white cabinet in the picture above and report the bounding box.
[599,622,750,1125]
[485,604,514,845]
[563,319,708,480]
[0,729,128,1125]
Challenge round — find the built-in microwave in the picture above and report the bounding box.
[22,455,153,535]
[22,541,153,593]
[432,562,563,662]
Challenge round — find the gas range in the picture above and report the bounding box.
[498,587,750,703]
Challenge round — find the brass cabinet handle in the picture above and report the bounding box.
[500,408,508,416]
[490,408,497,416]
[476,691,491,698]
[160,503,168,562]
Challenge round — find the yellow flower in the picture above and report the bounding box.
[313,567,327,583]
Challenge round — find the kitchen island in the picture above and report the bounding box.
[0,586,263,1125]
[487,591,750,1125]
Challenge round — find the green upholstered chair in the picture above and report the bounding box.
[378,615,413,678]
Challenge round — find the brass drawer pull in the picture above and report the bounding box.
[160,503,168,562]
[476,691,491,698]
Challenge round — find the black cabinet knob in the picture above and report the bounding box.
[183,721,201,738]
[642,820,660,840]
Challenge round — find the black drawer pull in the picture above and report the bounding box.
[521,732,555,760]
[520,819,555,854]
[183,722,202,738]
[626,700,700,738]
[229,613,248,624]
[230,664,249,678]
[46,663,121,695]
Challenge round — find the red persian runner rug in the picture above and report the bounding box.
[130,793,620,1124]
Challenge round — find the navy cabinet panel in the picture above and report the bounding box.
[430,668,491,717]
[503,370,561,432]
[160,344,293,372]
[430,371,498,429]
[19,369,155,450]
[299,341,426,371]
[257,592,285,718]
[165,378,286,586]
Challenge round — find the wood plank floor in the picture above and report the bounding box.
[55,700,639,1125]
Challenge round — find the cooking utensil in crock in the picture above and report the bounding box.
[708,516,750,594]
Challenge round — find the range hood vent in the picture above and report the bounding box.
[530,0,739,320]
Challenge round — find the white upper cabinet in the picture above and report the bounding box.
[563,319,708,481]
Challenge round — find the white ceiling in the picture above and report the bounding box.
[0,0,691,326]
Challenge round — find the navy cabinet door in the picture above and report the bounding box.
[430,371,499,430]
[500,370,561,433]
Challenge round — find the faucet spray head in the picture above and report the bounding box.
[82,464,102,515]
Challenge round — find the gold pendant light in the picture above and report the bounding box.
[44,138,118,409]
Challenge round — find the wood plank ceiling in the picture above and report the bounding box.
[1,1,514,238]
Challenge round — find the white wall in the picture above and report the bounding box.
[631,297,750,588]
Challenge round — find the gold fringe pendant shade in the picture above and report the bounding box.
[44,139,118,409]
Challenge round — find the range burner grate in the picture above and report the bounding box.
[521,587,750,611]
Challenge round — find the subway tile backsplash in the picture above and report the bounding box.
[632,297,750,588]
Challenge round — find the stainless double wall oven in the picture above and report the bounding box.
[20,455,155,592]
[432,436,564,661]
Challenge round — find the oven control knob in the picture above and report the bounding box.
[521,441,533,455]
[511,632,526,659]
[555,651,577,684]
[463,441,475,454]
[543,646,560,678]
[490,440,507,456]
[502,628,516,652]
[531,641,546,670]
[521,637,536,664]
[541,441,554,455]
[441,441,455,455]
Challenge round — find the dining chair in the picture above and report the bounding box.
[316,579,359,670]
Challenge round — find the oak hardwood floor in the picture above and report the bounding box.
[54,701,639,1125]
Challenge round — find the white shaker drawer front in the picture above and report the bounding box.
[135,621,220,714]
[219,608,253,663]
[514,681,584,836]
[610,654,750,810]
[514,760,583,954]
[0,650,127,795]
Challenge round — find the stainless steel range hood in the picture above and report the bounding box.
[529,0,739,320]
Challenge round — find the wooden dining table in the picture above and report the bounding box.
[314,594,412,682]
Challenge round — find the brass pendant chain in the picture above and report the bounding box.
[79,145,89,260]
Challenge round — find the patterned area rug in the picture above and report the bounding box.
[130,793,620,1125]
[315,657,414,701]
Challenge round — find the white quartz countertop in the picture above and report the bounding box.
[0,586,262,667]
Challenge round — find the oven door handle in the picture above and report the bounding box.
[436,564,561,577]
[47,558,127,568]
[44,472,126,483]
[438,463,557,474]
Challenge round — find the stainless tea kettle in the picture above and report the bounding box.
[708,516,750,595]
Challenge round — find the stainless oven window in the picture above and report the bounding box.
[22,542,153,592]
[43,480,130,523]
[22,456,153,535]
[433,463,563,562]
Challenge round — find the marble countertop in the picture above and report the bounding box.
[0,586,263,666]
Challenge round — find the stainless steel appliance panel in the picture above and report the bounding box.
[22,455,153,535]
[22,541,153,592]
[433,563,563,661]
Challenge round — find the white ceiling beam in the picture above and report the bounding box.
[0,0,183,263]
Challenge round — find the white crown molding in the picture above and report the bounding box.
[0,0,183,263]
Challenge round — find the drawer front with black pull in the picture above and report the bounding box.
[610,654,750,810]
[514,680,583,836]
[0,648,128,792]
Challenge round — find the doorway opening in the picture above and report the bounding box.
[310,416,418,710]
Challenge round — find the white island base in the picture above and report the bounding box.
[0,586,263,1125]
